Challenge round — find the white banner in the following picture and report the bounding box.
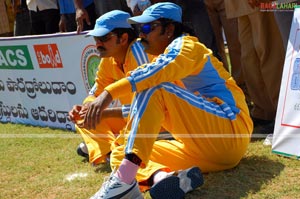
[272,8,300,158]
[0,32,100,131]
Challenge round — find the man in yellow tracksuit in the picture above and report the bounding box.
[68,10,154,165]
[82,3,253,199]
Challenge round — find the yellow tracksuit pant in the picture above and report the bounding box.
[110,82,252,186]
[76,117,126,164]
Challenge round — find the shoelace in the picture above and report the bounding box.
[97,168,119,197]
[99,176,114,197]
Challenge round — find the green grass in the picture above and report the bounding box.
[0,123,300,199]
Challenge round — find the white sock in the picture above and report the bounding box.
[153,171,169,184]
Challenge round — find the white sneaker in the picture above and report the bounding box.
[150,166,204,199]
[263,134,273,146]
[90,174,144,199]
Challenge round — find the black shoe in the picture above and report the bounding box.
[251,117,275,140]
[252,117,274,128]
[76,142,89,160]
[150,167,204,199]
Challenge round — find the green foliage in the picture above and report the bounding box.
[0,123,299,199]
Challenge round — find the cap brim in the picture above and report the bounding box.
[128,15,157,24]
[86,27,111,37]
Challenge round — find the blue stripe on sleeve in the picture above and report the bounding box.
[88,84,97,95]
[161,83,239,120]
[130,37,183,84]
[122,104,131,118]
[131,41,149,66]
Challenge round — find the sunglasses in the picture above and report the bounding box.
[140,23,161,34]
[94,33,117,43]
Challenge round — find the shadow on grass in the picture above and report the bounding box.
[94,162,111,173]
[77,157,111,173]
[186,155,285,199]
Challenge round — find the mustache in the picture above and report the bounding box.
[140,38,149,44]
[96,43,106,51]
[97,46,106,51]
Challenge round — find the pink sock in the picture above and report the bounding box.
[114,159,139,184]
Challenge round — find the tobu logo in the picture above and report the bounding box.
[33,44,63,68]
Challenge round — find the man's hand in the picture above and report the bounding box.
[59,15,67,32]
[75,8,91,34]
[68,104,90,124]
[68,104,85,123]
[78,90,113,130]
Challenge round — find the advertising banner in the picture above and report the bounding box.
[0,32,100,131]
[272,8,300,158]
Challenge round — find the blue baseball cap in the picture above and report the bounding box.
[87,10,132,37]
[127,2,182,24]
